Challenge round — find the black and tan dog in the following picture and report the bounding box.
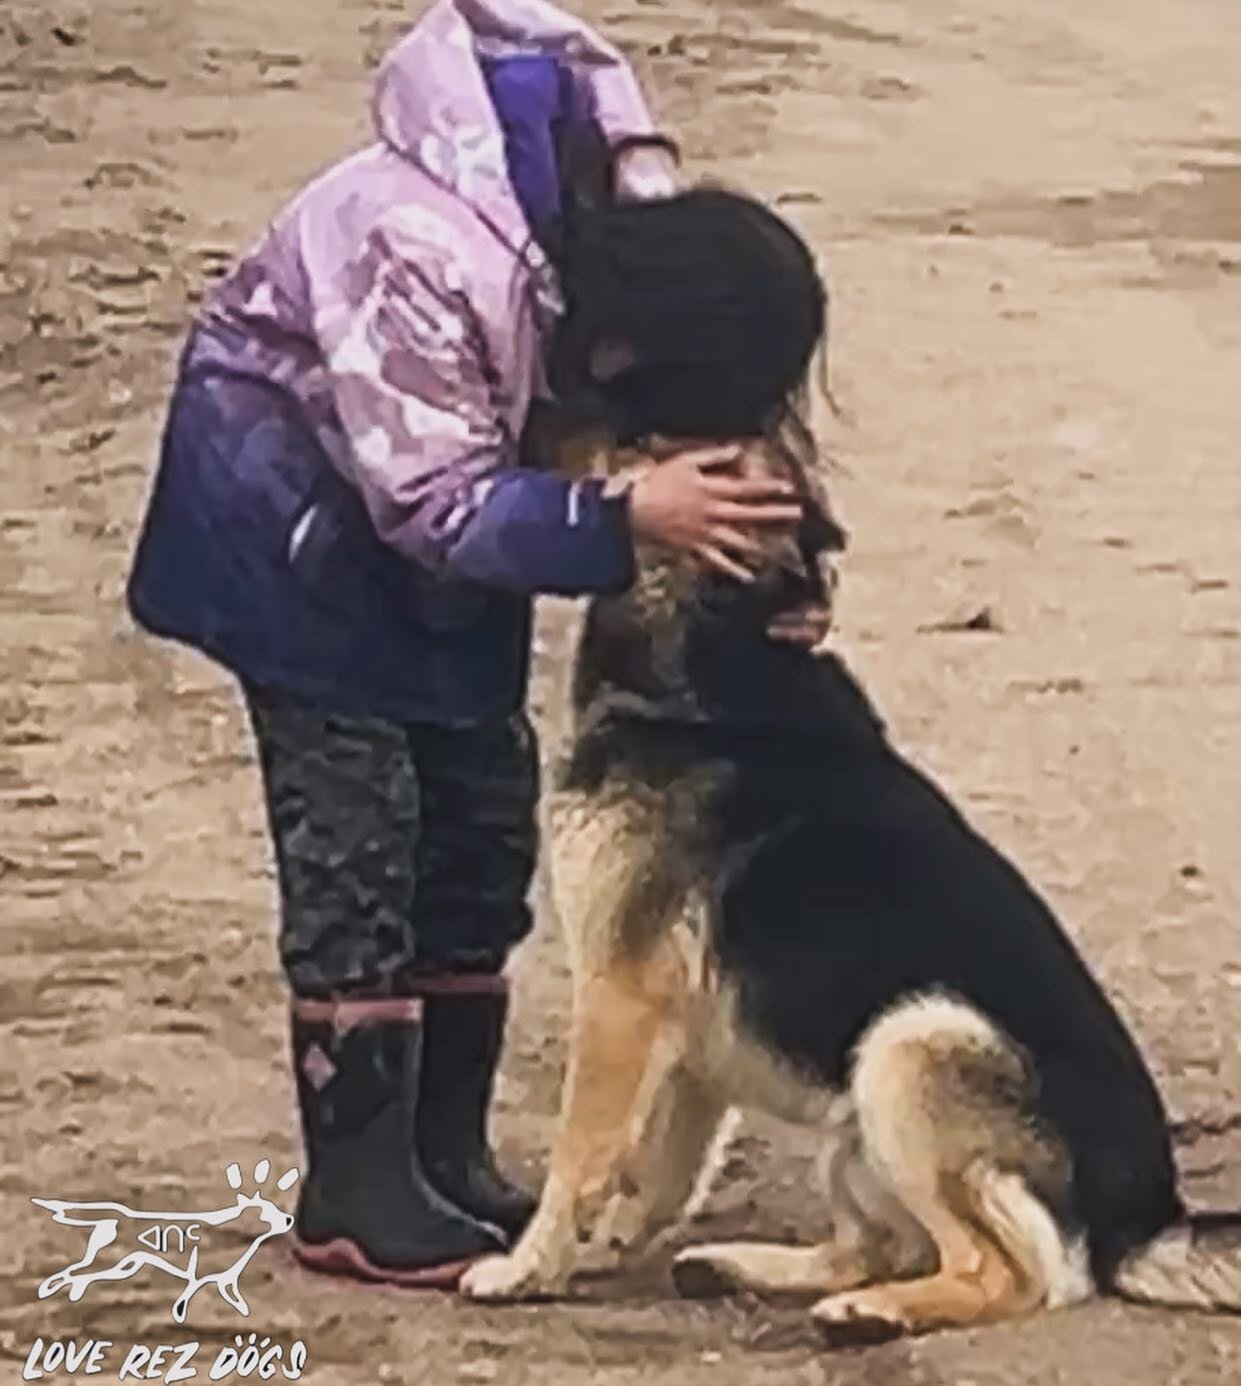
[461,443,1241,1340]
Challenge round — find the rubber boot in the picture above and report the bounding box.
[290,995,503,1287]
[412,976,538,1243]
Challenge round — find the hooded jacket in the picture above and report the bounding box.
[127,0,672,723]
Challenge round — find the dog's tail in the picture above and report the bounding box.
[1112,1214,1241,1314]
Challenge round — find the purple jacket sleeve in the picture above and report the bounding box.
[320,221,634,596]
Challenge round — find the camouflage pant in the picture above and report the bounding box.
[243,685,539,997]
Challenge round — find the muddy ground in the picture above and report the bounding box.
[3,0,1241,1382]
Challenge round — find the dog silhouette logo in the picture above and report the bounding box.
[32,1160,299,1323]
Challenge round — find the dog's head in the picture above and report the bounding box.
[627,423,845,620]
[573,429,848,719]
[700,432,845,628]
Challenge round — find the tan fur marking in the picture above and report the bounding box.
[547,786,704,968]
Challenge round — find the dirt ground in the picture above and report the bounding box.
[3,0,1241,1381]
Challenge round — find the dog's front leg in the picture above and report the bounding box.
[461,960,670,1301]
[592,1063,730,1258]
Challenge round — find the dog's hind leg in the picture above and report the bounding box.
[811,995,1089,1345]
[672,1112,934,1300]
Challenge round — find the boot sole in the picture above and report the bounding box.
[292,1235,481,1289]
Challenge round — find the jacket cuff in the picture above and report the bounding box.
[590,480,638,594]
[446,472,636,596]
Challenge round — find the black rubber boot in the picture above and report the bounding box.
[290,996,503,1287]
[412,977,538,1243]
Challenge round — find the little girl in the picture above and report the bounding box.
[127,0,830,1288]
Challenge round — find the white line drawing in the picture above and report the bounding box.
[32,1162,300,1323]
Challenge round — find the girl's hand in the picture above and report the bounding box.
[623,445,804,582]
[612,143,679,201]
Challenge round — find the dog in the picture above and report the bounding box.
[461,438,1241,1342]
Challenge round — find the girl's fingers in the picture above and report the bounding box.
[709,524,765,561]
[709,499,805,526]
[695,543,757,584]
[703,472,797,500]
[672,443,746,470]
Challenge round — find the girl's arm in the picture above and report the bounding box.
[322,228,635,597]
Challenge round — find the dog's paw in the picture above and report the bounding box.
[670,1248,741,1300]
[459,1254,551,1303]
[810,1290,908,1348]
